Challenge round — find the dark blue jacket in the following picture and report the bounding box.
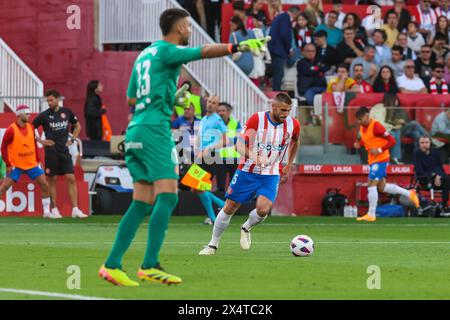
[268,12,292,59]
[296,58,328,95]
[413,148,446,179]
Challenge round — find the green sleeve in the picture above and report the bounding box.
[165,45,203,66]
[127,65,138,99]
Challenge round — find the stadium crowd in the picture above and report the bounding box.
[175,0,450,165]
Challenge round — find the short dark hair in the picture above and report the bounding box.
[337,63,349,72]
[344,27,355,33]
[434,33,447,42]
[373,29,387,41]
[353,63,364,70]
[159,8,190,36]
[314,30,328,38]
[275,93,292,105]
[356,107,370,119]
[219,102,233,110]
[232,0,245,11]
[391,45,403,55]
[386,11,398,19]
[288,6,300,14]
[328,10,339,18]
[434,63,445,70]
[45,89,60,98]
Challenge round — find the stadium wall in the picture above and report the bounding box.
[0,0,138,138]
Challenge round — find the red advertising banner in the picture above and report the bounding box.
[298,164,450,175]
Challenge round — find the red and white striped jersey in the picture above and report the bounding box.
[238,111,300,175]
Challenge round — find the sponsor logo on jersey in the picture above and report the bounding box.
[49,120,69,129]
[257,143,286,152]
[124,142,143,150]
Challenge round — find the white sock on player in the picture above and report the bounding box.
[383,183,410,197]
[42,197,50,214]
[208,209,232,248]
[367,186,378,218]
[242,209,266,231]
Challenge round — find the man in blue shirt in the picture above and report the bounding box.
[413,135,450,212]
[195,95,227,224]
[315,11,343,48]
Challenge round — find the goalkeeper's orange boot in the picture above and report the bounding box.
[356,214,377,222]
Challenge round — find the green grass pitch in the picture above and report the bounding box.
[0,216,449,300]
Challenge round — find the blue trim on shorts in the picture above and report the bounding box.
[7,165,45,182]
[368,162,389,181]
[225,169,280,204]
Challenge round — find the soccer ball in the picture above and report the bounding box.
[290,235,314,257]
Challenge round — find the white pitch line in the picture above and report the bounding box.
[0,241,449,245]
[0,222,449,227]
[0,288,115,300]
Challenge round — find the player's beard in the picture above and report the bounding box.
[180,35,189,46]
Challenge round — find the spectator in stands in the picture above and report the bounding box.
[217,102,241,193]
[267,0,282,24]
[373,65,400,94]
[407,22,426,57]
[415,0,437,39]
[84,80,105,141]
[382,11,399,48]
[397,59,428,93]
[229,16,256,77]
[336,27,365,65]
[413,135,450,211]
[431,33,449,63]
[324,0,345,30]
[314,30,338,70]
[297,43,328,106]
[327,64,359,93]
[172,104,201,163]
[371,29,392,65]
[385,0,411,33]
[304,0,324,31]
[295,13,313,49]
[315,10,343,47]
[353,63,374,93]
[415,44,436,87]
[397,32,417,60]
[428,63,449,94]
[429,16,449,45]
[203,0,222,41]
[362,4,383,35]
[350,45,378,84]
[246,0,268,30]
[343,12,368,45]
[381,45,405,77]
[431,108,450,143]
[268,6,301,91]
[233,1,252,30]
[34,90,87,219]
[436,0,450,17]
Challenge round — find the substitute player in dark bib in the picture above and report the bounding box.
[33,90,87,219]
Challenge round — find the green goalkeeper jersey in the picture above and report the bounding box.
[127,40,202,127]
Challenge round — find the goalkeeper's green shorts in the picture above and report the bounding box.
[125,122,179,184]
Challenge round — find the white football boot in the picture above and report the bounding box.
[240,227,251,250]
[72,208,88,219]
[198,245,217,256]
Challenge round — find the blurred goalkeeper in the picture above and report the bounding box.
[99,8,270,287]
